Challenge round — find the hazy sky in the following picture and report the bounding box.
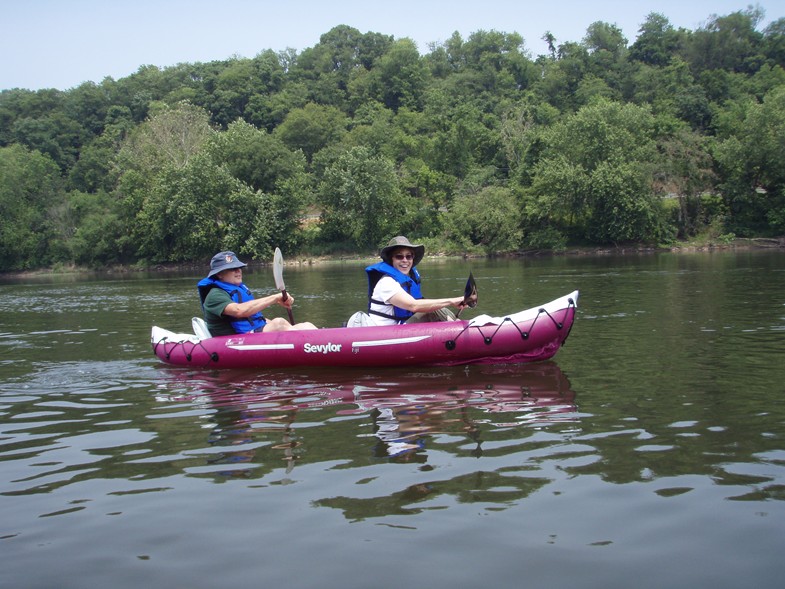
[2,0,780,91]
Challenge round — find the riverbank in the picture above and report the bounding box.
[2,237,783,279]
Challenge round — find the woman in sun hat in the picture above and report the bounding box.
[361,236,467,326]
[197,251,316,336]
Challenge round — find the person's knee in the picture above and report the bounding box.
[263,317,292,332]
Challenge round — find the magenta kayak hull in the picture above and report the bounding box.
[151,291,578,369]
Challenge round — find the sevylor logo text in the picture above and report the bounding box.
[303,342,342,354]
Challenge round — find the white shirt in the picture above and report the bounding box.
[369,276,405,325]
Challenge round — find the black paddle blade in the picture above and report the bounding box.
[464,272,478,308]
[456,272,478,318]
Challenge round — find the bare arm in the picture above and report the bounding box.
[388,290,465,313]
[222,292,293,319]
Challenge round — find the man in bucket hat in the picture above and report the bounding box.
[197,251,316,336]
[361,236,467,326]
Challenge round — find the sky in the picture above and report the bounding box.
[2,0,781,91]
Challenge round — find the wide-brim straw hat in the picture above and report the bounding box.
[380,236,425,267]
[207,251,247,277]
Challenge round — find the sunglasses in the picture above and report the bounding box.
[393,253,414,261]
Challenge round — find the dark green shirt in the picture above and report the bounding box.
[203,288,237,336]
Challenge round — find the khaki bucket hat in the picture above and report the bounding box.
[380,236,425,266]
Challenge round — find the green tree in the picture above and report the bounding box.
[535,41,589,111]
[462,30,531,94]
[745,63,785,99]
[343,101,396,153]
[274,102,348,162]
[654,127,716,237]
[712,86,785,234]
[528,98,666,244]
[246,82,309,132]
[582,22,629,96]
[208,120,311,252]
[291,25,393,108]
[629,12,682,66]
[209,119,308,193]
[0,88,65,146]
[499,98,559,187]
[114,101,216,260]
[685,7,766,74]
[64,81,111,136]
[630,57,711,129]
[367,38,429,111]
[118,101,214,172]
[12,111,86,171]
[0,144,64,270]
[133,152,256,262]
[210,51,287,126]
[316,146,413,248]
[56,190,127,266]
[385,106,436,164]
[583,21,628,55]
[763,17,785,66]
[68,105,134,193]
[443,186,522,253]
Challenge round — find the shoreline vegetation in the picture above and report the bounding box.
[3,10,785,276]
[3,236,783,279]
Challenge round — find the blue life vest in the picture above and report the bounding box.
[365,261,423,323]
[197,277,266,333]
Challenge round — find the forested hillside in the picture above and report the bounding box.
[1,7,784,271]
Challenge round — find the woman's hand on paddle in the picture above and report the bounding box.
[451,296,469,309]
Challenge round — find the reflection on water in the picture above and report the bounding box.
[143,363,579,523]
[152,362,576,477]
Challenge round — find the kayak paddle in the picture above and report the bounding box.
[456,272,478,318]
[273,247,295,324]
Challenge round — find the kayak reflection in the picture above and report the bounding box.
[154,362,577,475]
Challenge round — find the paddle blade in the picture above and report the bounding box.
[273,247,286,292]
[463,272,478,308]
[456,272,478,318]
[273,247,294,323]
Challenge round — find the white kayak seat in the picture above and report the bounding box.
[192,317,212,339]
[151,326,200,344]
[346,311,374,328]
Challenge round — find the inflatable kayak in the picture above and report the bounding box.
[151,290,578,369]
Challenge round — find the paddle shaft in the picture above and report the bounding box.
[280,289,295,324]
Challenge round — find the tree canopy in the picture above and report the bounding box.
[1,7,784,271]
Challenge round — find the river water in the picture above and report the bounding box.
[1,250,784,588]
